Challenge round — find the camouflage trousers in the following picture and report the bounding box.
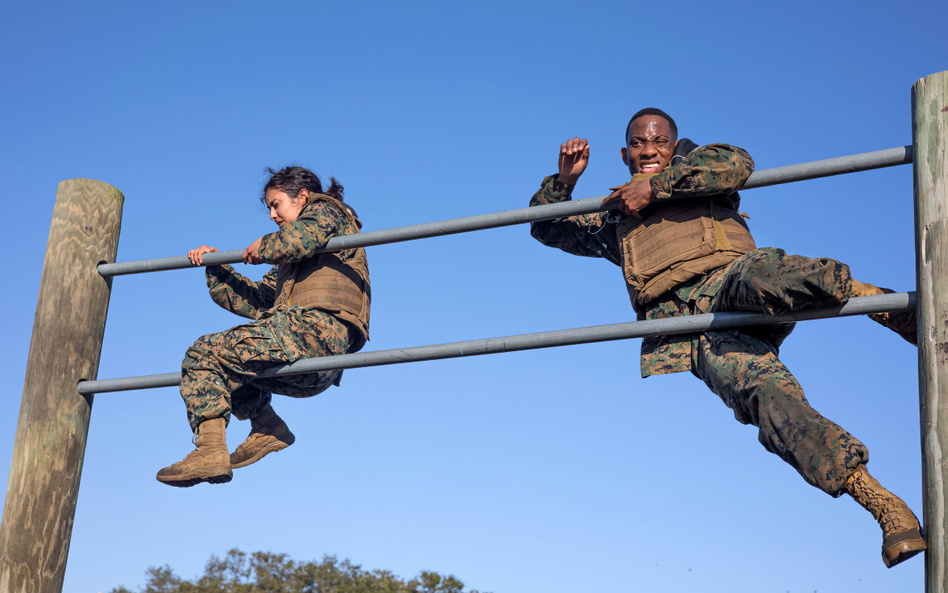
[180,307,350,432]
[691,248,869,497]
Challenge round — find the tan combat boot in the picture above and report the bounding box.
[843,465,925,568]
[851,280,917,345]
[230,405,296,469]
[156,417,232,487]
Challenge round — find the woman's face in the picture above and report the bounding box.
[265,188,308,228]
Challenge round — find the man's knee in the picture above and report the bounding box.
[726,366,806,428]
[731,247,787,275]
[696,333,804,427]
[750,373,808,422]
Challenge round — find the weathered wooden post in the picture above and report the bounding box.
[914,70,948,593]
[0,179,123,593]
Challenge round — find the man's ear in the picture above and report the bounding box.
[620,146,628,166]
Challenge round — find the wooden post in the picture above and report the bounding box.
[0,180,123,593]
[914,70,948,593]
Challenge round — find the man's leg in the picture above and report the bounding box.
[692,329,924,567]
[715,247,851,316]
[693,330,865,493]
[716,247,915,344]
[851,281,918,345]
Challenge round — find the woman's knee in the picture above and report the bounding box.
[182,334,224,370]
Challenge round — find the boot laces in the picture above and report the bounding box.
[851,472,910,534]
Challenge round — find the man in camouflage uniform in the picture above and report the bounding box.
[158,167,370,488]
[529,108,924,568]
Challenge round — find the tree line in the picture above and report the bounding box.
[110,548,492,593]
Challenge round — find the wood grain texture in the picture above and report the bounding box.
[913,71,948,593]
[0,179,123,593]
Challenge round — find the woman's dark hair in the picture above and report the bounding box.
[261,166,344,205]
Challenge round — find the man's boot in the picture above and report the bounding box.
[156,417,232,487]
[843,464,926,568]
[852,280,917,345]
[230,405,295,469]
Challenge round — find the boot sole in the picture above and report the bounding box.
[157,466,233,488]
[231,436,294,469]
[883,529,926,568]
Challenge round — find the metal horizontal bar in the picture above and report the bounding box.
[97,145,913,277]
[77,292,915,395]
[742,145,912,189]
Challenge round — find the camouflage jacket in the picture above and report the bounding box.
[205,199,361,321]
[529,143,755,377]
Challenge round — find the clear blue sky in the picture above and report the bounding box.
[2,1,946,592]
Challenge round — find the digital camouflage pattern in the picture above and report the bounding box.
[647,143,754,203]
[181,307,348,432]
[693,326,867,495]
[180,199,361,433]
[529,143,754,263]
[530,143,756,376]
[696,247,867,496]
[205,200,361,321]
[529,144,880,496]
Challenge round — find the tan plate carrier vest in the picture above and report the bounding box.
[616,184,756,307]
[273,194,371,352]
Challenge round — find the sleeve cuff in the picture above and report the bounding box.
[649,173,673,200]
[205,263,232,281]
[257,232,279,262]
[546,174,575,195]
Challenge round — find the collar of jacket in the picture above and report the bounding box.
[304,193,364,230]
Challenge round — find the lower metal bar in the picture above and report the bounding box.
[96,146,912,277]
[76,292,914,395]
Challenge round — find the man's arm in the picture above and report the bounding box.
[529,138,622,264]
[602,143,754,218]
[649,143,754,199]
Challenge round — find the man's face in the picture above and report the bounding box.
[621,115,677,175]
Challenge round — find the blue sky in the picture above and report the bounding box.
[2,1,946,592]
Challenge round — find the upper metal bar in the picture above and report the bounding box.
[76,292,915,395]
[741,145,911,189]
[97,146,913,277]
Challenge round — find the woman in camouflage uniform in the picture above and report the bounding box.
[157,166,371,488]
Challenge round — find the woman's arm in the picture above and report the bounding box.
[205,264,278,319]
[256,200,353,263]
